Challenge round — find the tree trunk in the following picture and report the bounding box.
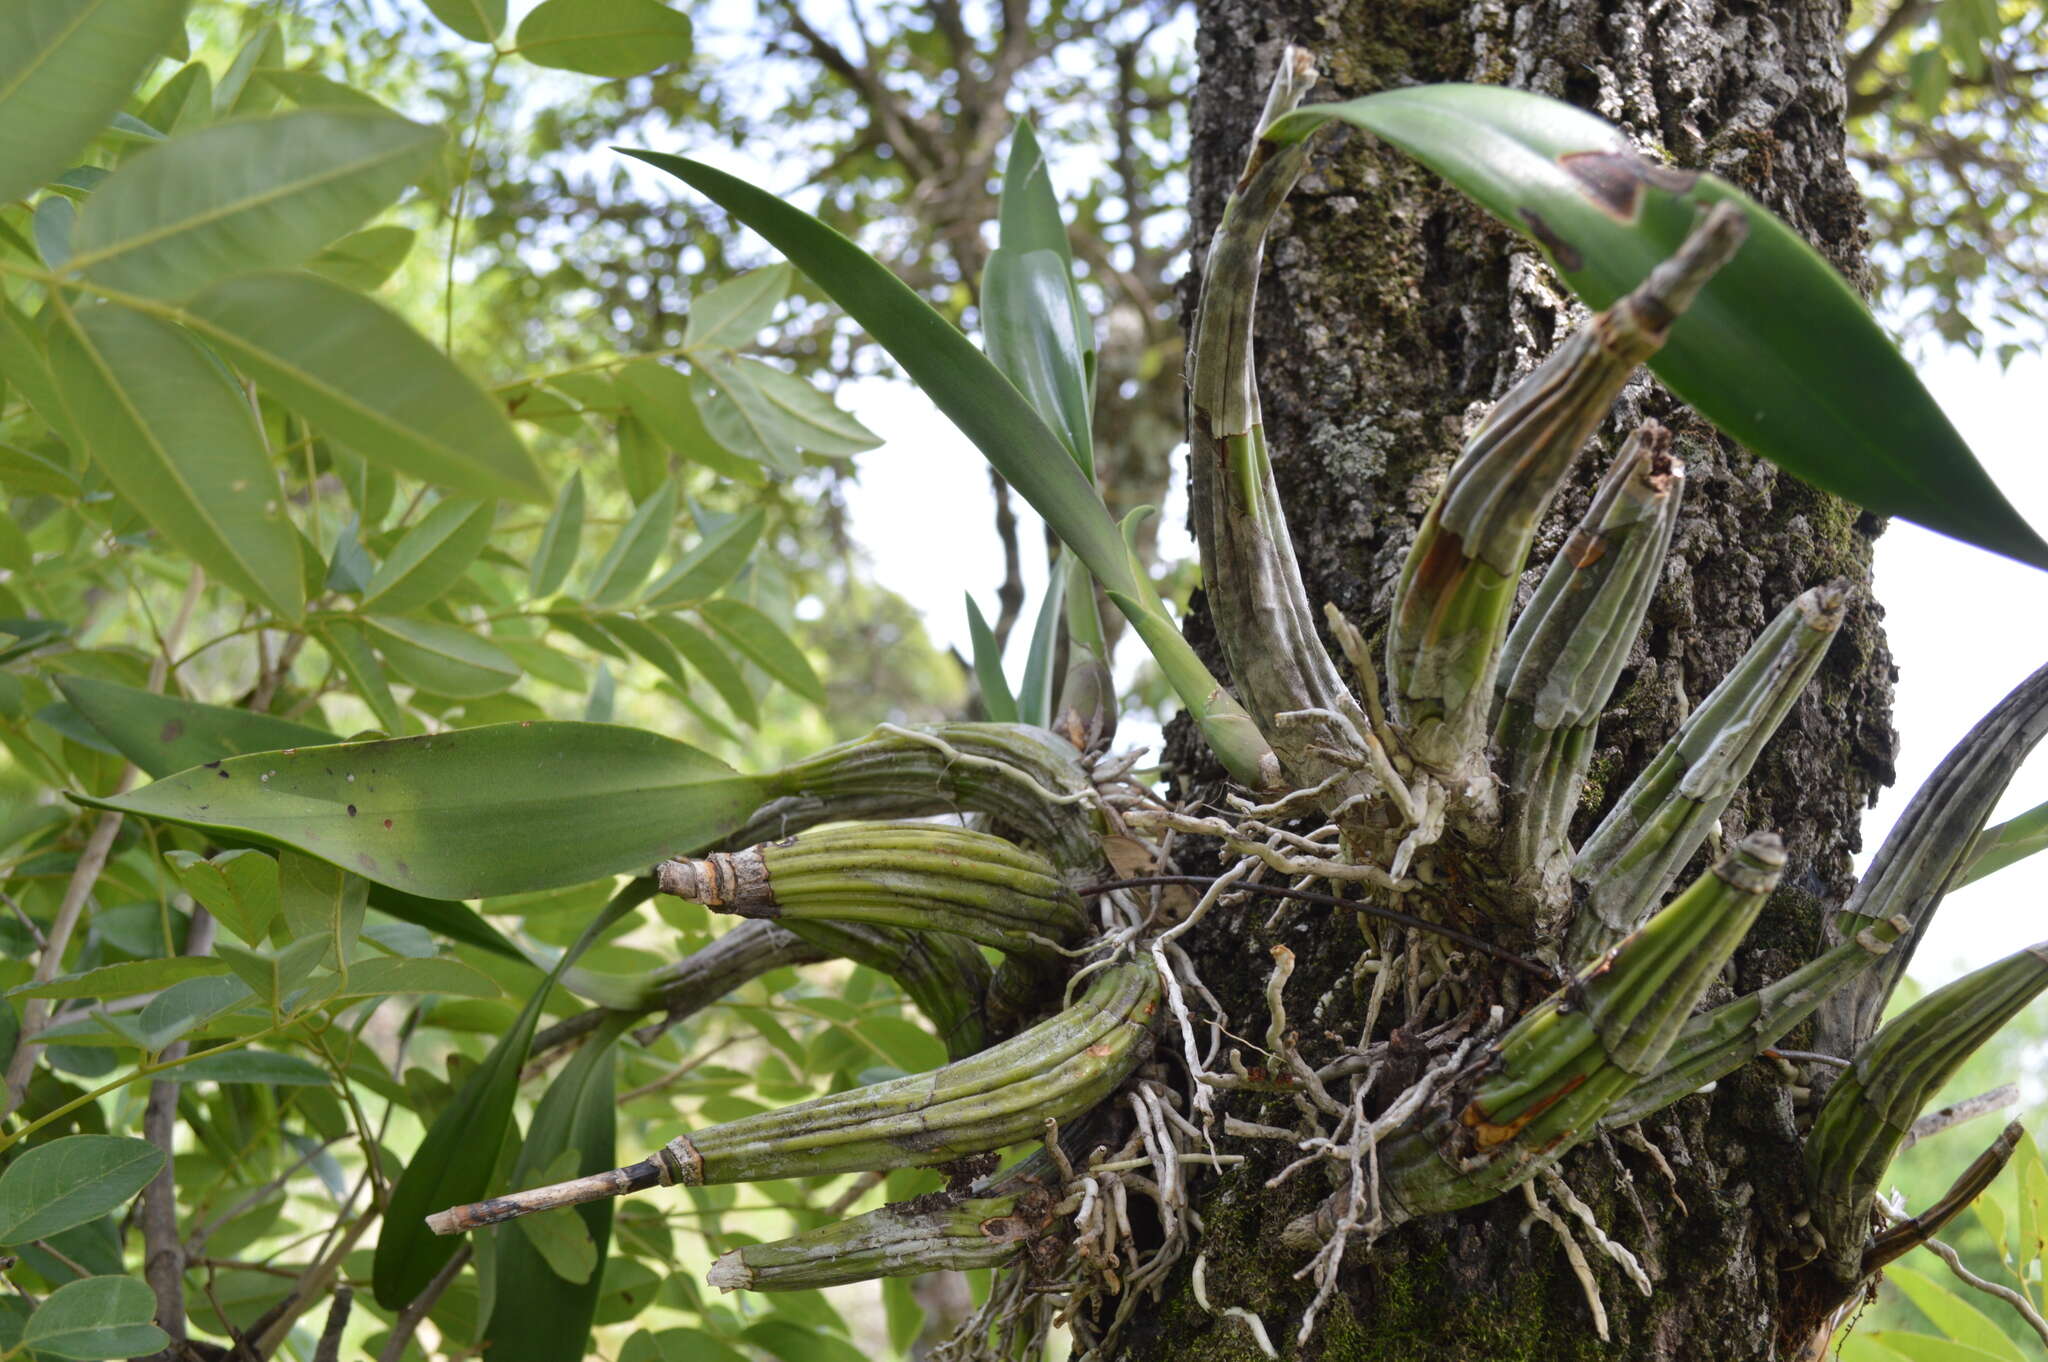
[1142,2,1899,1357]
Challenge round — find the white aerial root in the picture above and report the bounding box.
[1540,1169,1653,1297]
[1521,1180,1611,1341]
[1192,1253,1279,1358]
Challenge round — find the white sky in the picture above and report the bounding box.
[838,345,2048,990]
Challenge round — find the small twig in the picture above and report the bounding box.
[1084,876,1560,984]
[312,1286,352,1362]
[1918,1236,2048,1348]
[1903,1082,2020,1152]
[30,1239,91,1281]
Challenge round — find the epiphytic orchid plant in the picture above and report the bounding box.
[81,46,2048,1362]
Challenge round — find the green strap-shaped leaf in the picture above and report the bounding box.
[1015,568,1068,729]
[48,305,305,622]
[59,674,527,959]
[700,598,824,705]
[964,595,1018,723]
[374,881,647,1308]
[0,0,189,207]
[622,151,1130,583]
[76,721,777,900]
[1955,796,2048,890]
[1881,1264,2027,1362]
[185,270,546,503]
[512,0,692,77]
[986,122,1093,471]
[480,1014,630,1362]
[1264,85,2048,570]
[53,674,329,777]
[362,498,494,613]
[625,149,1277,785]
[67,108,443,301]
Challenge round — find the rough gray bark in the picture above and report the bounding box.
[1142,2,1899,1357]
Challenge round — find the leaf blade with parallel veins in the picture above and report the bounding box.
[1266,84,2048,570]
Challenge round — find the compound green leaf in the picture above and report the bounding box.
[78,722,776,899]
[644,506,762,607]
[700,598,822,705]
[646,615,758,727]
[1264,85,2048,570]
[21,1276,166,1359]
[70,109,443,301]
[307,223,415,291]
[424,0,505,44]
[48,305,303,621]
[0,0,188,206]
[9,958,230,1002]
[614,357,763,486]
[358,615,520,699]
[315,617,406,733]
[513,0,691,77]
[585,480,675,606]
[0,1137,163,1245]
[684,263,791,351]
[531,472,586,598]
[185,270,545,503]
[164,848,281,946]
[178,1049,328,1085]
[362,498,494,613]
[694,354,878,471]
[279,851,366,967]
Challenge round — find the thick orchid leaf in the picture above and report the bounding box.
[57,675,528,960]
[1955,797,2048,891]
[1266,85,2048,570]
[963,595,1018,723]
[375,882,647,1308]
[74,721,776,900]
[479,1014,628,1362]
[622,152,1129,601]
[986,120,1093,471]
[1015,568,1067,730]
[625,149,1276,784]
